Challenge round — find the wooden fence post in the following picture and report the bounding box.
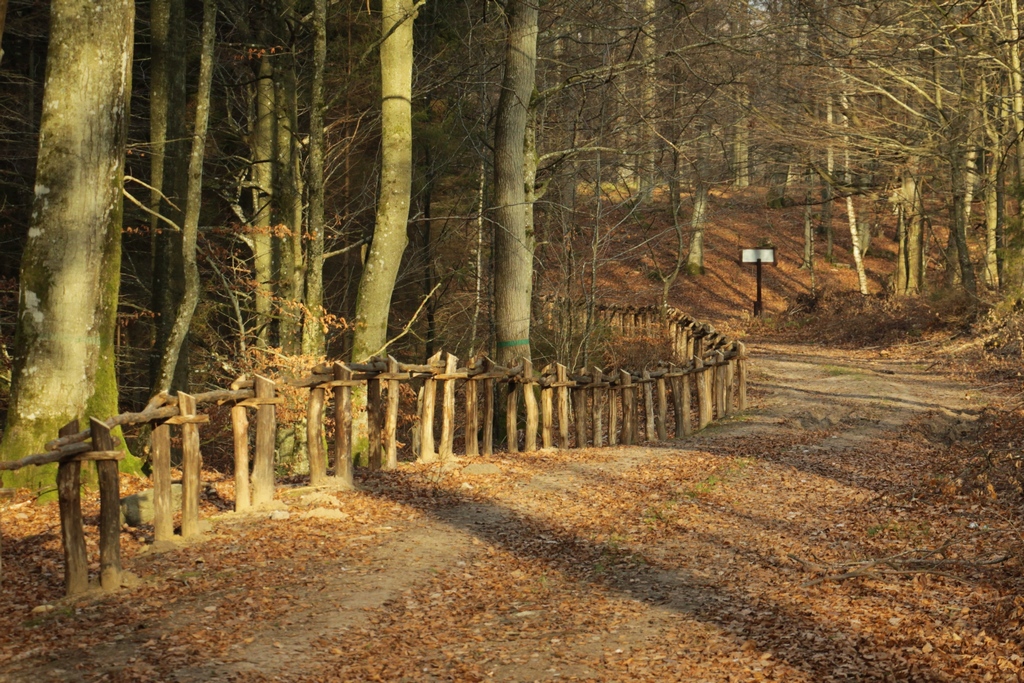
[540,364,554,449]
[695,359,712,430]
[90,418,121,591]
[724,344,736,418]
[608,374,619,447]
[656,373,668,440]
[333,363,354,487]
[590,366,604,448]
[620,370,635,445]
[465,369,479,456]
[573,372,587,448]
[556,364,570,449]
[523,359,539,452]
[151,414,174,538]
[715,350,727,419]
[440,353,458,461]
[682,370,693,437]
[506,372,519,454]
[252,375,277,507]
[419,352,441,462]
[384,356,401,469]
[482,359,495,456]
[230,376,250,512]
[177,393,202,538]
[308,383,327,485]
[736,341,748,411]
[643,370,656,441]
[57,420,88,596]
[367,360,384,470]
[668,366,684,438]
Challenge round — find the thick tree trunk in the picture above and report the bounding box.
[685,183,708,276]
[493,0,539,366]
[1,0,134,485]
[896,167,924,296]
[350,0,417,362]
[154,0,216,394]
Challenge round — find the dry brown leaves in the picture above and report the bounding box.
[2,377,1024,682]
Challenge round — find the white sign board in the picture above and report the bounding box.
[741,248,775,264]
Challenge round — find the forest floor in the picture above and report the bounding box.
[3,341,1024,682]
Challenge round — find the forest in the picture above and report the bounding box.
[0,0,1021,470]
[3,0,1024,680]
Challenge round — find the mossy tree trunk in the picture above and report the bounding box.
[0,0,135,488]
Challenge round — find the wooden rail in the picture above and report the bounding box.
[1,308,748,597]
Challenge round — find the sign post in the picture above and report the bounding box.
[740,248,775,317]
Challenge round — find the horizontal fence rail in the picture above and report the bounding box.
[0,306,748,596]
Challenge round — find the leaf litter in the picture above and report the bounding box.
[1,343,1023,682]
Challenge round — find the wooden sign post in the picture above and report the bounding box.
[741,247,775,317]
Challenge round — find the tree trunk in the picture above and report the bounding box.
[351,0,417,362]
[251,55,275,348]
[148,0,189,393]
[845,195,869,295]
[900,167,924,295]
[274,0,304,355]
[1009,0,1024,185]
[686,183,708,276]
[493,0,539,366]
[950,147,978,295]
[733,89,750,187]
[803,168,815,291]
[823,97,835,261]
[301,0,327,358]
[0,0,134,485]
[154,0,217,394]
[840,93,869,295]
[639,0,658,197]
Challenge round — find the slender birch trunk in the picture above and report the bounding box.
[840,93,869,295]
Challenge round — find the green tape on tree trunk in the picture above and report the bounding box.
[497,338,530,349]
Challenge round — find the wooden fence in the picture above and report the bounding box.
[0,307,747,597]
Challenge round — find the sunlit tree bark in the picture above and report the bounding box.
[1,0,134,486]
[492,0,538,366]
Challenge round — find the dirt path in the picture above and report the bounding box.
[3,343,1023,683]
